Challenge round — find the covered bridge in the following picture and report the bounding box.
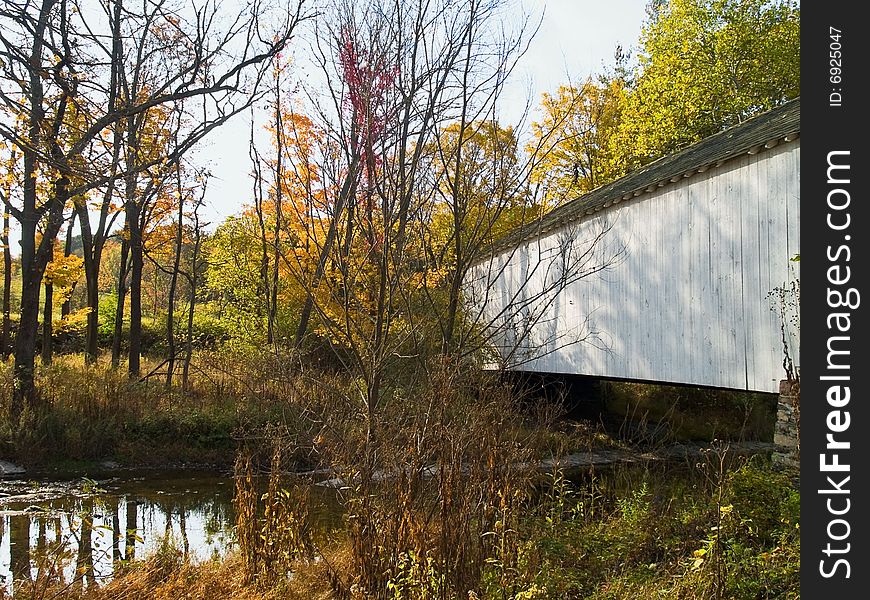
[466,99,800,394]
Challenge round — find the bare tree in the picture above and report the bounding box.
[162,159,208,388]
[0,0,310,416]
[73,0,124,365]
[269,73,285,347]
[279,0,549,419]
[285,0,579,380]
[249,121,272,336]
[224,1,625,594]
[165,154,186,388]
[271,1,610,593]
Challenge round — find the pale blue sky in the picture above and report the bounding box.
[3,1,648,251]
[196,0,648,228]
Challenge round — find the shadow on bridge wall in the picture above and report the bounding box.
[508,141,799,396]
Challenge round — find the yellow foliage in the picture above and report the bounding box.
[45,248,84,295]
[528,79,626,204]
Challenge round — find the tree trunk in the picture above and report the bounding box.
[14,258,43,421]
[166,168,184,388]
[2,209,11,359]
[294,155,359,346]
[85,274,100,361]
[72,0,122,360]
[182,285,196,391]
[182,209,201,392]
[127,201,144,378]
[270,76,284,346]
[75,201,104,364]
[269,214,281,346]
[250,127,272,338]
[152,265,159,318]
[41,281,53,365]
[442,63,472,356]
[8,0,55,425]
[12,176,68,422]
[111,236,130,368]
[61,214,76,318]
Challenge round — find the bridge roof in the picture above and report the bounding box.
[487,97,800,256]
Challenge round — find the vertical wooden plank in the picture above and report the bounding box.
[472,139,798,393]
[741,152,762,390]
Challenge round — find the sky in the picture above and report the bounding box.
[195,0,649,229]
[1,0,648,253]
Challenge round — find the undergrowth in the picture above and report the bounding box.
[0,352,315,467]
[3,455,798,600]
[0,353,797,599]
[500,455,799,600]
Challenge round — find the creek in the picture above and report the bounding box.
[0,469,341,595]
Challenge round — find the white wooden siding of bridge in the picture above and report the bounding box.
[468,140,800,393]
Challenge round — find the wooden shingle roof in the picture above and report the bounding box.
[487,97,800,255]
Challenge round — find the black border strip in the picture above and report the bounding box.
[802,4,869,596]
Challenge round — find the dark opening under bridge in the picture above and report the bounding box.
[466,99,800,394]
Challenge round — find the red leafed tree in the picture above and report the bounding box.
[286,1,548,592]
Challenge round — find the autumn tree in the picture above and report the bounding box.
[42,233,83,364]
[528,78,626,204]
[527,0,799,203]
[612,0,800,171]
[0,0,79,415]
[0,0,308,416]
[205,213,272,344]
[277,1,601,592]
[123,105,178,378]
[204,101,321,351]
[234,3,633,593]
[422,120,542,355]
[266,66,287,347]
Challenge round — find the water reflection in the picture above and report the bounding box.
[0,471,237,595]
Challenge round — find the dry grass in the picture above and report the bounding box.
[1,355,797,600]
[0,350,321,467]
[4,553,336,600]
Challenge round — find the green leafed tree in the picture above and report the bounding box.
[613,0,800,171]
[204,214,270,346]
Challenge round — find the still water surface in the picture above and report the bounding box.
[0,469,339,594]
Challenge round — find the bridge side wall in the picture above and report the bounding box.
[467,141,800,393]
